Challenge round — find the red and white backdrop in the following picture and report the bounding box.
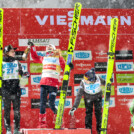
[2,8,134,134]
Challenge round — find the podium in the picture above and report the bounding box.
[21,128,91,134]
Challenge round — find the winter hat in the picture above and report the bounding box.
[84,68,96,82]
[3,44,17,54]
[47,44,56,51]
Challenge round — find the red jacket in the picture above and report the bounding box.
[31,45,65,87]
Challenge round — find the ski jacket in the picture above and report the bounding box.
[73,75,105,109]
[2,56,24,97]
[31,45,65,87]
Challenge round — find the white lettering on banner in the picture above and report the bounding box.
[118,98,133,106]
[57,16,67,25]
[35,10,131,31]
[75,63,91,67]
[35,15,48,25]
[32,88,40,92]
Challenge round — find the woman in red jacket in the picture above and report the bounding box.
[28,42,65,128]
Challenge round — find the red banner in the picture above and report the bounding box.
[2,8,134,134]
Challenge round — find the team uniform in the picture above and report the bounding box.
[2,44,30,134]
[30,45,65,127]
[70,68,105,134]
[2,56,24,133]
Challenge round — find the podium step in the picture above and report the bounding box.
[21,128,91,134]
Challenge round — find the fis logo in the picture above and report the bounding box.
[97,74,114,83]
[55,99,72,108]
[74,51,92,60]
[102,97,115,107]
[74,86,80,96]
[31,75,41,85]
[116,62,133,71]
[21,63,28,72]
[33,77,41,83]
[21,88,26,95]
[21,87,28,97]
[117,86,134,95]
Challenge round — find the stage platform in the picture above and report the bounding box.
[20,128,91,134]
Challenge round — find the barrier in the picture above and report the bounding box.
[21,128,91,134]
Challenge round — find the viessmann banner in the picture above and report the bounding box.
[3,8,134,35]
[2,8,134,134]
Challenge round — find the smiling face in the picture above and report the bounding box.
[46,45,54,52]
[7,49,15,57]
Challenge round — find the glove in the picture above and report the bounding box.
[22,72,30,78]
[69,62,74,70]
[69,107,76,116]
[28,41,34,46]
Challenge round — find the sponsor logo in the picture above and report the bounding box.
[31,75,41,84]
[19,39,59,46]
[117,98,133,106]
[31,99,40,109]
[33,77,41,83]
[20,77,28,86]
[57,86,72,96]
[61,51,67,60]
[35,11,131,31]
[21,63,28,72]
[95,62,107,72]
[74,74,84,84]
[55,99,72,108]
[74,51,92,60]
[30,63,43,73]
[76,63,91,67]
[95,51,107,59]
[116,62,133,71]
[117,86,134,95]
[3,63,17,69]
[74,86,80,96]
[32,88,40,92]
[97,74,114,83]
[115,50,133,60]
[116,74,134,83]
[20,100,29,108]
[43,58,57,63]
[102,97,115,107]
[21,87,28,97]
[75,63,91,71]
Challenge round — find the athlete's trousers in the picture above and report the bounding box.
[85,96,102,133]
[3,94,21,130]
[40,85,57,114]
